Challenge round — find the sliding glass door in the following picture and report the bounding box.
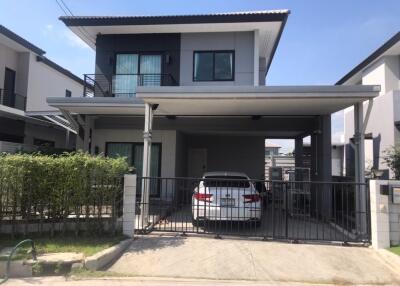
[106,142,161,197]
[113,54,162,97]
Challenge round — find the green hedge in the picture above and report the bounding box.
[0,152,129,237]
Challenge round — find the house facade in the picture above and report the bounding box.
[49,11,379,196]
[0,25,82,152]
[338,32,400,179]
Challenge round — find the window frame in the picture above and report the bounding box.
[65,89,72,97]
[105,142,162,197]
[192,50,235,82]
[113,52,164,75]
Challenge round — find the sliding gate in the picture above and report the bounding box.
[135,177,370,244]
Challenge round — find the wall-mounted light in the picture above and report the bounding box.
[165,53,171,65]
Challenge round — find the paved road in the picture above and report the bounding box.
[3,276,377,286]
[108,235,400,285]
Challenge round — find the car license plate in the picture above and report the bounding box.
[220,198,235,207]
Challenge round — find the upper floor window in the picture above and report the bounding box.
[114,53,162,97]
[65,89,72,97]
[193,51,234,81]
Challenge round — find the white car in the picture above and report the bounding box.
[192,172,262,226]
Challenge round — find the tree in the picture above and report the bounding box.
[383,144,400,179]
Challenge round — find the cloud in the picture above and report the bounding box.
[42,24,54,36]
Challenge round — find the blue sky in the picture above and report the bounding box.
[1,0,399,152]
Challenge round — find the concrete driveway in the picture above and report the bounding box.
[108,235,400,285]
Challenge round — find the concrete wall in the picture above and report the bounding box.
[186,134,265,179]
[26,54,83,112]
[180,32,254,86]
[370,180,400,248]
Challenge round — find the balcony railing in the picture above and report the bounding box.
[83,74,177,98]
[0,89,26,111]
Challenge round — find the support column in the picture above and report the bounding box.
[65,130,70,149]
[311,115,332,218]
[123,174,137,237]
[140,103,154,226]
[354,102,367,235]
[295,137,304,181]
[253,29,260,86]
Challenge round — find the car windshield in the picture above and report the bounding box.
[203,176,250,188]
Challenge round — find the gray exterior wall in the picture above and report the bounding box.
[179,32,254,86]
[186,134,265,179]
[95,33,181,91]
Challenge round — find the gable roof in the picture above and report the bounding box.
[0,25,84,86]
[0,25,45,55]
[336,31,400,85]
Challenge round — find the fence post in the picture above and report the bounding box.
[369,180,390,249]
[123,174,137,238]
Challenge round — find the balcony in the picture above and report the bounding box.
[0,89,26,111]
[83,74,177,98]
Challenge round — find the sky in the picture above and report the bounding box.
[1,0,399,153]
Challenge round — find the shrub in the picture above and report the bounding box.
[383,144,400,179]
[0,152,129,237]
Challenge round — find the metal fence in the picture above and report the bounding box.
[0,172,124,237]
[135,177,370,244]
[0,89,26,111]
[83,73,177,97]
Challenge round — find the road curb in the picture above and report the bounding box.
[84,239,132,271]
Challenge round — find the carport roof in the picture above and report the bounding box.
[137,85,379,116]
[47,85,379,116]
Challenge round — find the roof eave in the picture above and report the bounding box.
[336,31,400,85]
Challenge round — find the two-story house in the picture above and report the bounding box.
[338,31,400,179]
[48,11,379,205]
[0,25,82,152]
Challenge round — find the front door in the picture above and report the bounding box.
[3,68,16,107]
[188,148,207,178]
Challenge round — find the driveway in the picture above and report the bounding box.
[108,235,400,285]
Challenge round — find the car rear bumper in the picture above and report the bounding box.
[192,205,261,221]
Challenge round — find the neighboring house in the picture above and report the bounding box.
[48,10,379,202]
[264,141,344,179]
[0,25,82,152]
[338,31,400,179]
[265,141,281,156]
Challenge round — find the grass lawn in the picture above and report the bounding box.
[0,234,127,260]
[389,246,400,256]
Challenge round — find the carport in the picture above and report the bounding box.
[135,85,378,242]
[47,84,379,242]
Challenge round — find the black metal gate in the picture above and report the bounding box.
[135,177,370,244]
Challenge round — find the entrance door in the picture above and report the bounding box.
[3,68,16,107]
[188,148,207,178]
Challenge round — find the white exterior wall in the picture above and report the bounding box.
[344,55,400,178]
[179,32,254,86]
[0,42,29,97]
[362,56,400,96]
[92,129,177,178]
[26,54,83,112]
